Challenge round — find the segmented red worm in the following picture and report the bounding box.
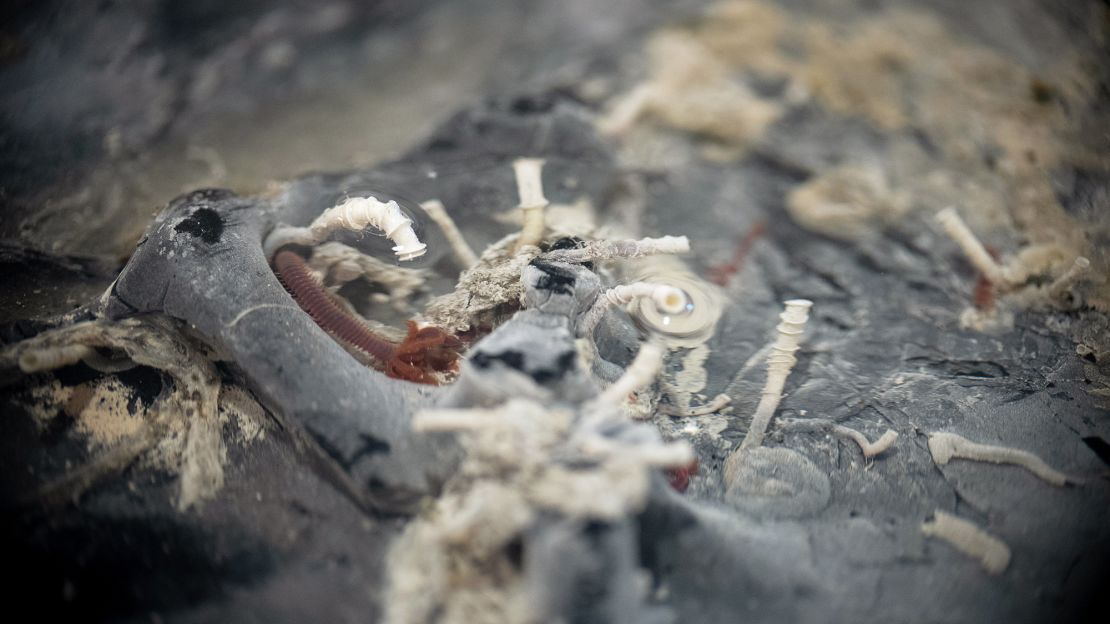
[273,249,397,364]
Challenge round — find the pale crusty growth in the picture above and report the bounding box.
[787,167,909,241]
[421,199,480,268]
[610,0,1103,302]
[1,316,245,509]
[394,398,688,623]
[599,30,782,147]
[921,510,1011,575]
[68,378,146,447]
[307,241,427,312]
[928,431,1073,486]
[18,344,95,373]
[423,234,539,333]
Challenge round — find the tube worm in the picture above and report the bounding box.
[263,196,427,261]
[928,431,1072,486]
[421,199,479,268]
[921,510,1011,575]
[660,393,732,417]
[777,419,897,458]
[739,299,813,451]
[594,340,666,408]
[578,282,689,337]
[18,343,136,375]
[544,236,690,264]
[513,158,549,252]
[935,208,1007,285]
[19,344,95,373]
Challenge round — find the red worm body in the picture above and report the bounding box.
[274,249,397,363]
[273,248,462,385]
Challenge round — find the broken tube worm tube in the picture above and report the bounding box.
[1047,256,1090,301]
[739,299,813,451]
[421,199,479,268]
[513,158,548,251]
[935,207,1006,285]
[19,344,95,373]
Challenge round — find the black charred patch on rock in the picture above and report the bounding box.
[175,208,224,245]
[529,259,576,295]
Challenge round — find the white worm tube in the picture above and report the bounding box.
[921,510,1011,575]
[412,409,492,432]
[263,196,427,261]
[597,82,656,136]
[935,207,1006,284]
[421,199,479,268]
[545,235,690,263]
[19,344,95,373]
[928,431,1072,486]
[595,340,666,407]
[578,282,689,337]
[739,299,813,451]
[777,419,898,458]
[579,436,694,467]
[837,427,898,458]
[1047,256,1090,301]
[513,158,548,251]
[660,393,732,417]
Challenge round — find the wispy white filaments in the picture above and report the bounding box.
[578,282,689,337]
[739,299,813,451]
[935,207,1007,285]
[513,158,549,251]
[263,196,427,261]
[928,431,1073,486]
